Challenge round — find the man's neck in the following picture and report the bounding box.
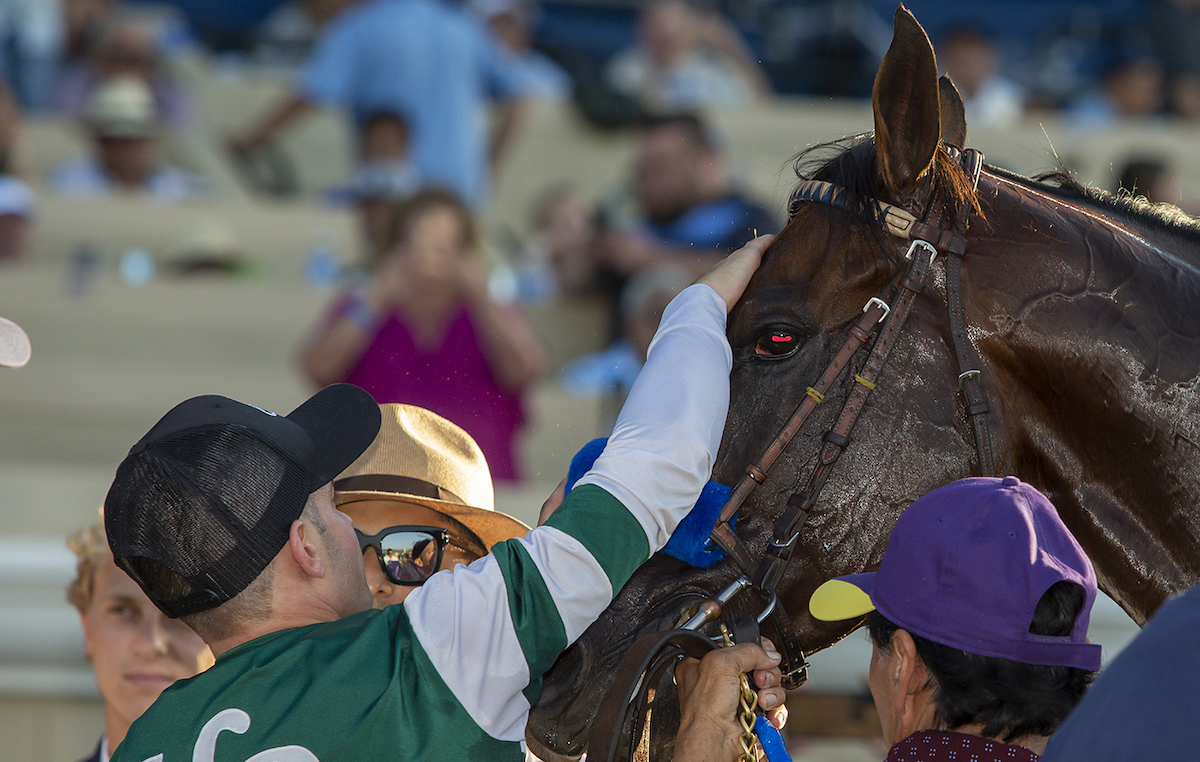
[206,604,347,658]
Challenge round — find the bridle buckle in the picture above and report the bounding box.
[905,238,938,263]
[862,296,890,321]
[958,369,981,389]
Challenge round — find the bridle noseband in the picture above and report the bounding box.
[710,146,996,689]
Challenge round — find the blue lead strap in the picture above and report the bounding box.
[754,715,792,762]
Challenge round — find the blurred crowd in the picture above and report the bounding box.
[0,0,1198,482]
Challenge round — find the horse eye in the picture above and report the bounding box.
[755,330,799,358]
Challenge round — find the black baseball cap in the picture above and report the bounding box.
[105,384,382,618]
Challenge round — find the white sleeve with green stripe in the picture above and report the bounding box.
[404,283,732,743]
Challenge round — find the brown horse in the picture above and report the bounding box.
[527,6,1200,760]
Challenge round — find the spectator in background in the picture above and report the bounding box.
[472,0,570,102]
[49,75,206,201]
[299,189,546,481]
[0,0,63,109]
[1115,157,1178,203]
[515,185,597,303]
[63,0,118,64]
[1145,0,1200,119]
[559,264,691,399]
[938,27,1024,130]
[0,174,34,261]
[606,0,770,111]
[1066,51,1165,128]
[55,14,194,130]
[66,523,214,762]
[596,112,777,280]
[328,110,422,262]
[230,0,525,209]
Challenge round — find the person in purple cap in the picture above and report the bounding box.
[808,476,1101,761]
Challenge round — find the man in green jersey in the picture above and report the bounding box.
[102,237,777,761]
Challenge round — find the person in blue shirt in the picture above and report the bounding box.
[230,0,524,208]
[595,112,778,280]
[472,0,571,102]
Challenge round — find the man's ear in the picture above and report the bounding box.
[891,629,933,732]
[289,518,326,579]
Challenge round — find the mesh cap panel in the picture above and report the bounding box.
[106,425,313,617]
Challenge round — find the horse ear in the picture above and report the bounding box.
[872,5,941,191]
[939,75,968,148]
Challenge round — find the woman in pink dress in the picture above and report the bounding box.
[300,189,546,480]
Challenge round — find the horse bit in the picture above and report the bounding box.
[589,147,997,761]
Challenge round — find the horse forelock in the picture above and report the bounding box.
[788,134,982,257]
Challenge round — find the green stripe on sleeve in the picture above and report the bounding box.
[491,540,568,704]
[544,484,652,594]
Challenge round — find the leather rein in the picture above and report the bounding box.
[587,148,996,762]
[708,146,995,689]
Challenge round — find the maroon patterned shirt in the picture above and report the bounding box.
[886,730,1040,761]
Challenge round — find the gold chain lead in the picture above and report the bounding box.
[719,624,761,762]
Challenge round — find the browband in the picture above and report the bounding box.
[787,180,919,239]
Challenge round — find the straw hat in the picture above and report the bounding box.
[86,75,158,138]
[0,316,30,368]
[334,403,530,550]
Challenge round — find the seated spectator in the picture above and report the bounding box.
[606,0,770,111]
[939,27,1024,129]
[49,76,206,201]
[328,111,422,261]
[1066,51,1165,128]
[55,15,193,130]
[335,402,529,607]
[66,522,214,762]
[596,112,778,280]
[0,174,34,261]
[1145,0,1200,119]
[299,189,547,481]
[560,264,691,398]
[515,185,597,303]
[1115,156,1179,203]
[808,477,1099,760]
[472,0,571,102]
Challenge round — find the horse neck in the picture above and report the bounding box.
[970,174,1200,622]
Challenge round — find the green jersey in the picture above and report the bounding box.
[110,285,734,762]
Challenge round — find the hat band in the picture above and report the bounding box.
[333,474,464,504]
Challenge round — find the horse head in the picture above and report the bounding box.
[528,6,1200,760]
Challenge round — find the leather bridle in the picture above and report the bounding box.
[708,146,995,689]
[587,147,996,761]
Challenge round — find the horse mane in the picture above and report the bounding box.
[793,136,1200,258]
[790,135,982,260]
[987,165,1200,245]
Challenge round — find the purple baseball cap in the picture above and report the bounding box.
[809,476,1101,670]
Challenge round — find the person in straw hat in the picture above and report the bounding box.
[335,402,531,607]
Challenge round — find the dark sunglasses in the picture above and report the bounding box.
[356,525,484,586]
